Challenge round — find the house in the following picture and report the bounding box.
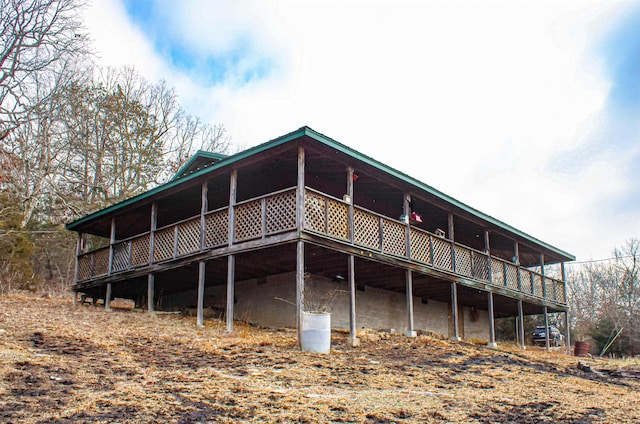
[66,126,574,348]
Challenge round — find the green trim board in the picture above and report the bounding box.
[65,126,575,261]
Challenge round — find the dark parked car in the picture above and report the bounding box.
[532,325,564,346]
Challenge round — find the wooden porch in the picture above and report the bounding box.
[74,186,567,311]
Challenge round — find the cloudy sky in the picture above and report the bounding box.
[83,0,640,263]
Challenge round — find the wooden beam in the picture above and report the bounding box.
[197,261,206,327]
[226,255,234,332]
[517,299,525,349]
[543,305,550,351]
[74,232,83,285]
[229,170,237,246]
[296,146,305,232]
[105,282,112,311]
[296,240,304,347]
[448,213,456,272]
[405,269,416,337]
[149,202,157,264]
[347,254,359,346]
[108,217,116,275]
[564,311,571,355]
[451,282,461,341]
[347,166,354,243]
[200,180,208,250]
[487,291,497,347]
[147,273,155,313]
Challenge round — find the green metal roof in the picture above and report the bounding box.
[65,126,575,261]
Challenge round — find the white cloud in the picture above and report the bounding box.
[82,0,638,262]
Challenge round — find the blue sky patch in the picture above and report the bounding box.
[122,0,275,85]
[599,7,640,113]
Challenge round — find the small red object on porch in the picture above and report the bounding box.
[410,212,422,223]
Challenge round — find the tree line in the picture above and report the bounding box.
[1,0,231,291]
[566,239,639,357]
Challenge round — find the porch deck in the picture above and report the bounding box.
[74,187,567,308]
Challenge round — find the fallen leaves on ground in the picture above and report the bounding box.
[0,291,638,423]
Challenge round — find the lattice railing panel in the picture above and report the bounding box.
[93,248,110,276]
[432,237,452,271]
[304,191,326,233]
[112,242,130,272]
[519,269,533,295]
[266,190,296,234]
[77,255,92,281]
[131,234,150,267]
[543,278,555,301]
[354,209,379,249]
[472,252,489,281]
[505,263,519,290]
[327,199,349,240]
[235,200,262,242]
[490,258,504,286]
[177,218,201,255]
[153,227,174,262]
[381,218,406,257]
[532,273,543,297]
[554,281,566,303]
[455,246,473,277]
[205,209,228,247]
[410,228,431,264]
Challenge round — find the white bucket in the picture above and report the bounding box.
[301,312,331,354]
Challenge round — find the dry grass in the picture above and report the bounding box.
[0,291,639,423]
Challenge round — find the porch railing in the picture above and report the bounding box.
[302,187,566,305]
[75,186,566,305]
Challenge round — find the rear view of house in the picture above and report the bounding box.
[66,127,574,348]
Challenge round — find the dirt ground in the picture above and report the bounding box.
[0,292,638,423]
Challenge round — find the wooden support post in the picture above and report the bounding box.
[404,194,411,259]
[484,230,492,283]
[540,253,546,298]
[564,310,571,355]
[451,282,461,341]
[105,282,112,311]
[296,146,305,232]
[200,180,208,250]
[147,273,155,313]
[561,262,571,354]
[108,217,116,275]
[488,291,497,347]
[73,291,78,307]
[74,232,83,284]
[225,255,235,332]
[347,254,359,346]
[405,270,416,338]
[149,202,157,264]
[173,225,179,258]
[517,300,525,349]
[229,170,237,246]
[543,306,550,351]
[197,261,206,327]
[448,213,456,272]
[347,167,355,244]
[296,240,305,347]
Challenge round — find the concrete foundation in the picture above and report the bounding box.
[162,271,490,342]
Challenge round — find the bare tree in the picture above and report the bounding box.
[0,0,89,140]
